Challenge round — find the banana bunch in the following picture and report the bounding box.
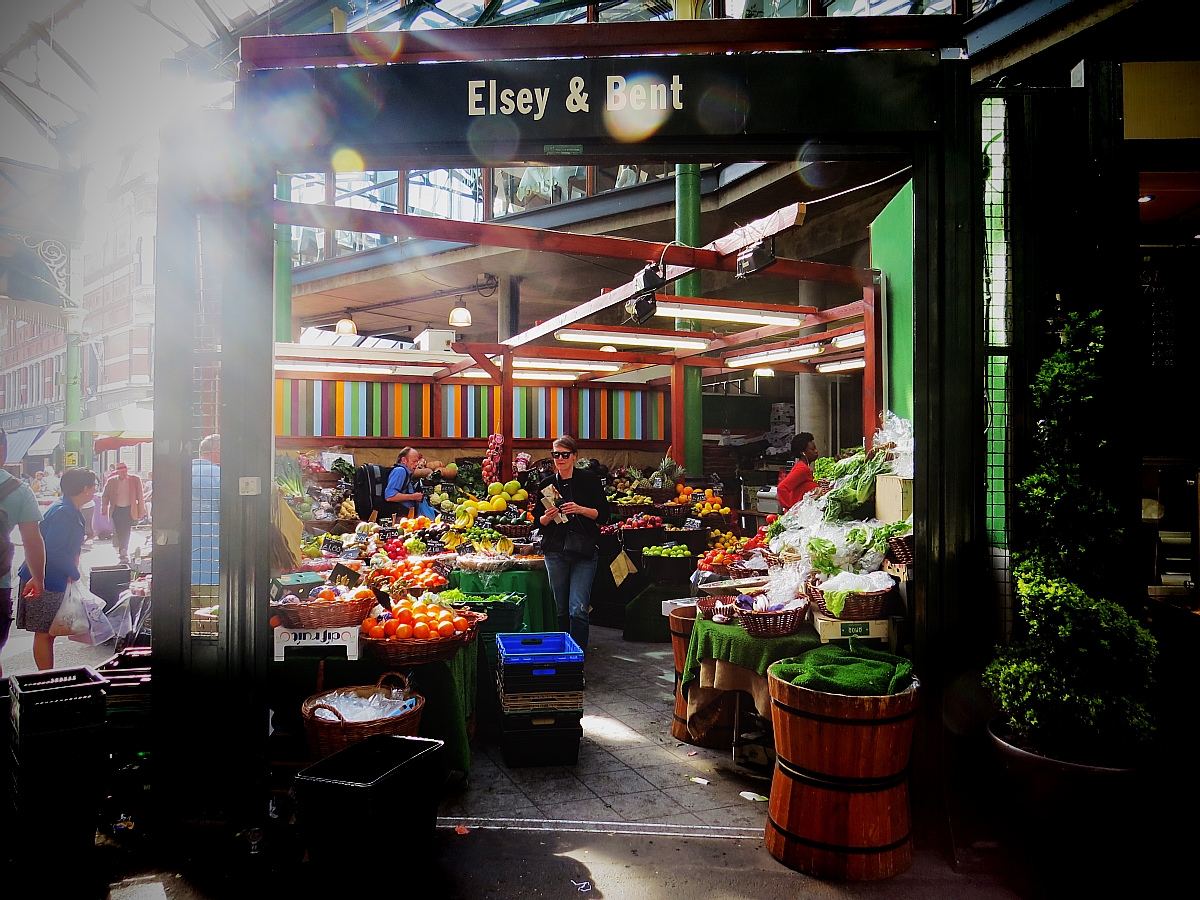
[338,498,357,519]
[454,508,478,529]
[443,530,465,550]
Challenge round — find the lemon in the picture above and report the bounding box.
[492,497,507,512]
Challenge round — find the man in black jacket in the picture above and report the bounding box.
[537,435,608,653]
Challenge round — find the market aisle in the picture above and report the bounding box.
[440,625,773,831]
[1,526,146,677]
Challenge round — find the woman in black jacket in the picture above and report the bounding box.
[537,435,609,653]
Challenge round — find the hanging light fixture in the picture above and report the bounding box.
[448,296,472,328]
[334,311,358,336]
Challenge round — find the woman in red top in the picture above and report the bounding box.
[777,432,821,511]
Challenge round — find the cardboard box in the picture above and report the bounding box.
[875,475,913,524]
[270,571,326,601]
[812,610,889,643]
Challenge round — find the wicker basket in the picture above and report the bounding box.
[301,672,425,758]
[656,504,689,523]
[810,585,891,620]
[273,596,376,630]
[610,503,656,518]
[736,604,808,638]
[496,522,533,539]
[643,486,682,504]
[695,595,737,620]
[361,610,486,665]
[701,512,732,529]
[887,533,915,565]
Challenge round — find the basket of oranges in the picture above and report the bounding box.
[360,598,487,666]
[272,585,378,629]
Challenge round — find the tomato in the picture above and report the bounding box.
[412,622,430,640]
[395,623,413,639]
[368,625,386,639]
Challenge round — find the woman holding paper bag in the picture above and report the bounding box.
[538,436,608,654]
[17,468,97,670]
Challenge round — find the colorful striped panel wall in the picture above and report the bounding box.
[275,380,431,437]
[513,386,567,439]
[441,384,502,438]
[577,388,667,440]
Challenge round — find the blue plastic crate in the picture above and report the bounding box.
[496,632,584,666]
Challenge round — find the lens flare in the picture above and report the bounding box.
[467,116,521,166]
[331,147,365,173]
[603,74,673,144]
[696,83,748,136]
[347,32,405,65]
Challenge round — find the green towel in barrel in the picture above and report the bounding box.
[771,637,913,696]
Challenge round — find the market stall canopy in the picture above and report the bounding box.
[24,427,63,458]
[53,402,153,439]
[3,427,43,465]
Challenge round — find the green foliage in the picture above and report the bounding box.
[983,559,1156,762]
[989,311,1157,760]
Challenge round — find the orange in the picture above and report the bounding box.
[361,618,377,633]
[452,616,468,632]
[394,608,413,626]
[437,608,453,621]
[368,625,386,639]
[412,603,428,616]
[437,620,455,637]
[383,619,399,636]
[395,623,413,640]
[412,613,429,626]
[412,622,430,640]
[318,588,336,601]
[269,616,281,629]
[425,627,441,640]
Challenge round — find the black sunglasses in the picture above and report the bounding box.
[551,451,574,459]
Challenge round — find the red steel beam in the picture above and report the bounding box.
[241,19,963,70]
[273,200,870,286]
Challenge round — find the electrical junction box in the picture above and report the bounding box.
[415,329,455,352]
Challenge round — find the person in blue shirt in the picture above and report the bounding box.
[192,434,220,587]
[1,429,46,678]
[18,467,97,670]
[384,447,426,515]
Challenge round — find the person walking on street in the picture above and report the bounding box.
[17,468,97,671]
[0,429,46,678]
[537,435,608,654]
[101,462,146,564]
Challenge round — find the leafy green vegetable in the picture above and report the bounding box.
[806,537,840,576]
[766,519,785,541]
[275,454,304,496]
[811,457,838,480]
[823,450,891,522]
[331,457,356,479]
[823,589,850,617]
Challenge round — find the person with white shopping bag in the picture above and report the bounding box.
[17,468,98,670]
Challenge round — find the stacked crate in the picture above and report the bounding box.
[98,649,153,827]
[7,668,109,855]
[495,633,584,767]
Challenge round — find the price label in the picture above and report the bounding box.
[320,534,344,554]
[685,518,703,530]
[330,562,362,586]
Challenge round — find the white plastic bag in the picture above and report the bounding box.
[71,588,115,646]
[48,581,90,637]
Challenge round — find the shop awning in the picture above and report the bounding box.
[25,427,62,458]
[3,427,42,464]
[53,402,153,439]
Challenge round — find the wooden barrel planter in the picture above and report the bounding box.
[669,606,736,748]
[765,666,920,880]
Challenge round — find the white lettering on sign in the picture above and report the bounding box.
[468,80,550,121]
[607,75,683,112]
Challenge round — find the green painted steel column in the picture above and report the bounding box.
[675,163,703,475]
[64,247,88,466]
[274,174,292,343]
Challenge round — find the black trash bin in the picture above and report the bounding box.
[294,735,443,862]
[89,564,132,610]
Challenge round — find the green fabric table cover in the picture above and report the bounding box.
[681,616,821,692]
[449,568,557,633]
[414,640,477,774]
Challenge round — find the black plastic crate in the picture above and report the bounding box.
[501,724,582,768]
[295,735,443,862]
[10,669,107,736]
[483,625,526,668]
[458,594,526,634]
[89,564,131,610]
[97,647,152,671]
[501,710,583,733]
[497,667,585,695]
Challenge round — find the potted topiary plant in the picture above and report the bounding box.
[983,312,1157,880]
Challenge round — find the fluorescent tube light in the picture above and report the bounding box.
[654,301,804,328]
[453,369,488,378]
[513,371,577,381]
[816,358,867,374]
[753,368,775,377]
[555,329,710,351]
[833,331,865,349]
[512,359,621,372]
[726,344,824,368]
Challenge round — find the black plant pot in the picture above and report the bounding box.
[987,718,1138,894]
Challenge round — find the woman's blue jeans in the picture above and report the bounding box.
[544,550,598,653]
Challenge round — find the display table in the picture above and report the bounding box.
[448,568,558,633]
[681,617,820,725]
[413,641,476,774]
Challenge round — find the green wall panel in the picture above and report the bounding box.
[870,180,915,421]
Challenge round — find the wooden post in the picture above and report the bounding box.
[671,360,687,465]
[500,349,514,481]
[481,167,493,221]
[862,283,884,448]
[565,384,578,442]
[430,378,442,439]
